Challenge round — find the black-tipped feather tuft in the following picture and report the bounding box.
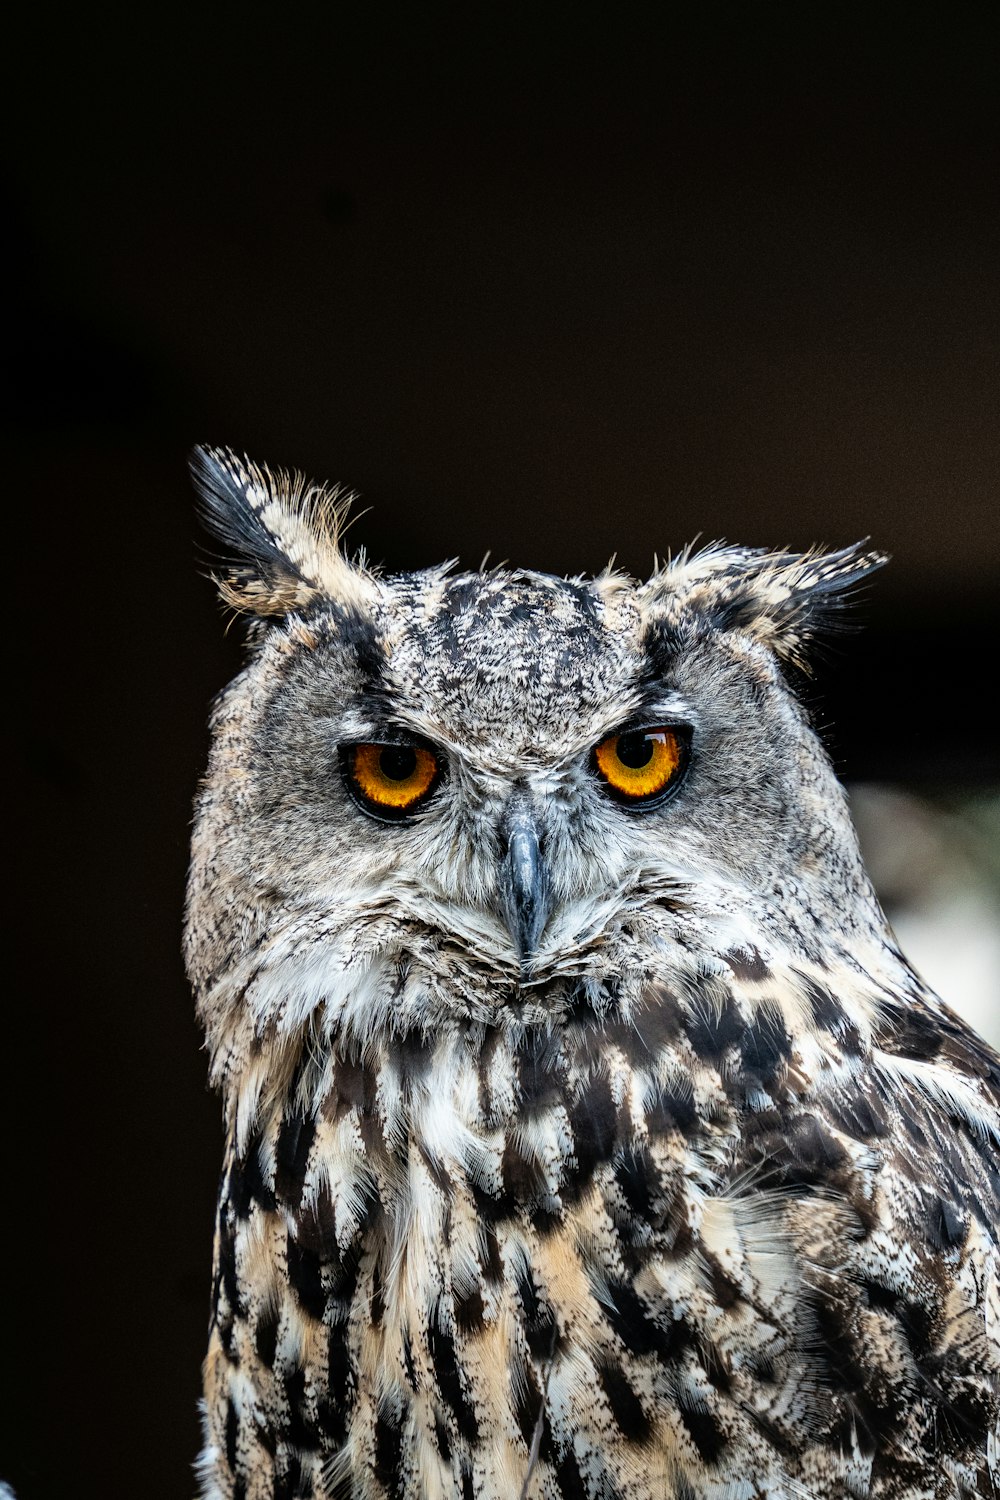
[188,444,374,617]
[190,444,309,591]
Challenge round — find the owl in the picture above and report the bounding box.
[186,446,1000,1500]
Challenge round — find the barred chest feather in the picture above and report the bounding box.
[199,950,1000,1500]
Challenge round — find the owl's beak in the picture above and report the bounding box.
[500,806,551,975]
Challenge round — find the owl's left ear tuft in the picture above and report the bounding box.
[651,541,888,669]
[190,445,379,618]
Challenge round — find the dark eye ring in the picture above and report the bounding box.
[339,740,444,822]
[591,724,691,808]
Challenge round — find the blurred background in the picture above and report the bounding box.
[5,6,998,1497]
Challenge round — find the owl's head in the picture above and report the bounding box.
[187,447,889,1054]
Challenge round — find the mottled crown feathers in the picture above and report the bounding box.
[191,445,887,666]
[190,445,378,616]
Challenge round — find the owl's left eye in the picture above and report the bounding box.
[592,725,689,807]
[340,741,443,821]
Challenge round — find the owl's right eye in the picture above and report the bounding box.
[339,741,443,821]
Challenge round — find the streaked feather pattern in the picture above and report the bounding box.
[194,928,1000,1500]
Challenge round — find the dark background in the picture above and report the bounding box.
[5,7,998,1497]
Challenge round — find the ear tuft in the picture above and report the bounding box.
[645,541,888,669]
[190,445,378,617]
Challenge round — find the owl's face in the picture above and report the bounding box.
[187,448,887,1036]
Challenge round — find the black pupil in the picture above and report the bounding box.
[379,746,418,782]
[616,732,655,769]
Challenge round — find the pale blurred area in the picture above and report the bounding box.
[850,785,1000,1049]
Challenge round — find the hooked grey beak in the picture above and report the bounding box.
[500,807,551,973]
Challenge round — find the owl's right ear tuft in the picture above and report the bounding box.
[189,445,378,618]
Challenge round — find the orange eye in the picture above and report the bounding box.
[343,742,441,819]
[593,727,687,805]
